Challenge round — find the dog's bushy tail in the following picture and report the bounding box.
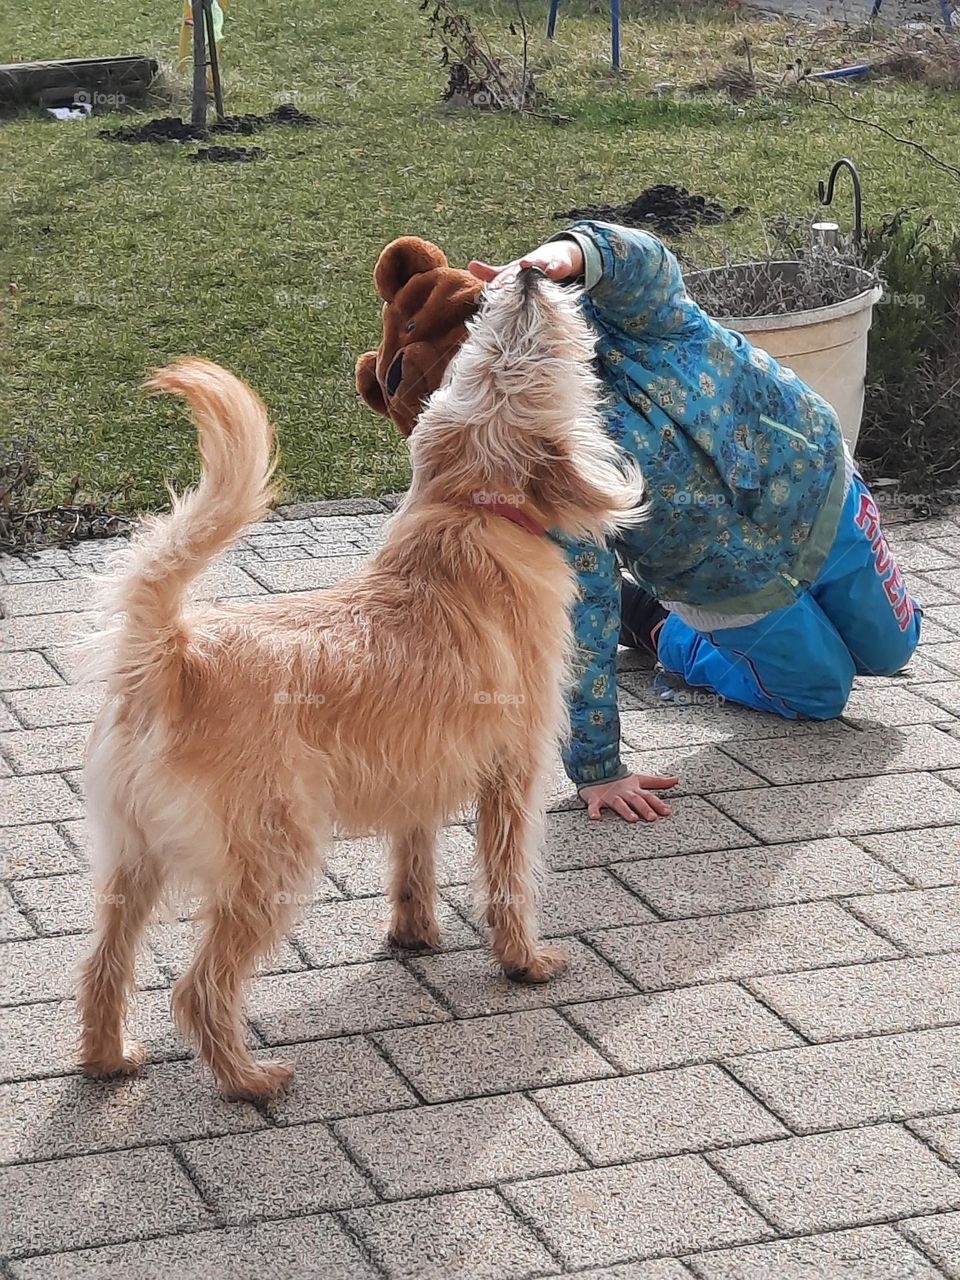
[84,359,276,684]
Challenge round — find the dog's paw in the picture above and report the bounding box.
[221,1060,293,1101]
[80,1041,146,1079]
[387,923,441,953]
[503,944,569,985]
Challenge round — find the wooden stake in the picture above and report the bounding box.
[191,0,207,129]
[203,0,225,122]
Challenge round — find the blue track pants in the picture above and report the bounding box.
[656,475,922,720]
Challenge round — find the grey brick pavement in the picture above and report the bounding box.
[3,509,960,1276]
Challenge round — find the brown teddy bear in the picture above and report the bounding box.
[355,236,483,438]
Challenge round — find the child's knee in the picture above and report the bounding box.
[790,666,855,720]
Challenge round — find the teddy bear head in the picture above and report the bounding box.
[355,236,484,437]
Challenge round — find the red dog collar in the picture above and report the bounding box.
[472,495,546,538]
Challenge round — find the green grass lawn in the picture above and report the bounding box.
[2,0,959,515]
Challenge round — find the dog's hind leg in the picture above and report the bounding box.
[78,838,165,1079]
[386,826,441,951]
[476,768,568,984]
[171,831,313,1100]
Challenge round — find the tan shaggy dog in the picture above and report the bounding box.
[76,269,644,1099]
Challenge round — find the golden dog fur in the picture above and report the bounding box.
[76,269,643,1098]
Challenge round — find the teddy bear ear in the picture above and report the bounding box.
[355,350,389,416]
[374,236,448,302]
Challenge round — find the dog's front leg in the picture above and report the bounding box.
[476,771,568,984]
[387,826,441,951]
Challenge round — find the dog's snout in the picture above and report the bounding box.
[385,351,404,396]
[517,265,547,302]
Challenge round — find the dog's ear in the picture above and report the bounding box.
[374,237,448,302]
[355,350,389,416]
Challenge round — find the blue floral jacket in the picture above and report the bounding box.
[551,222,847,787]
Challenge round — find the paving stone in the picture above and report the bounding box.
[7,1215,378,1280]
[504,1156,768,1269]
[687,1225,943,1279]
[895,652,960,683]
[293,895,477,966]
[919,617,960,644]
[0,988,188,1082]
[564,983,802,1072]
[1,723,87,773]
[545,802,756,872]
[533,1064,786,1163]
[260,1035,416,1124]
[841,686,947,726]
[750,953,960,1041]
[614,838,903,918]
[337,1092,583,1197]
[921,683,960,717]
[178,1123,372,1222]
[710,1124,960,1233]
[544,1266,691,1280]
[0,884,33,940]
[859,826,960,886]
[899,1213,960,1280]
[249,959,449,1044]
[40,642,89,683]
[727,1025,960,1132]
[589,902,895,991]
[0,933,165,1005]
[723,724,960,786]
[327,825,476,896]
[0,773,84,825]
[376,1008,613,1102]
[846,885,960,953]
[922,567,960,598]
[0,1060,265,1164]
[623,744,766,795]
[11,871,99,933]
[344,1188,555,1280]
[1,579,99,617]
[191,562,264,599]
[248,555,367,592]
[909,1109,960,1166]
[447,867,655,939]
[0,700,18,731]
[0,612,97,651]
[4,682,103,729]
[910,578,960,607]
[0,1147,207,1256]
[891,541,958,572]
[925,604,960,634]
[710,772,960,842]
[147,918,306,979]
[0,651,63,691]
[410,939,634,1017]
[620,704,848,751]
[921,642,960,674]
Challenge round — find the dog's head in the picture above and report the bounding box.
[408,267,645,542]
[355,236,484,438]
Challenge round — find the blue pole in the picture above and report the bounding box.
[547,0,560,40]
[611,0,621,68]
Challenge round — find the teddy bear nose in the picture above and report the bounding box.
[385,351,404,396]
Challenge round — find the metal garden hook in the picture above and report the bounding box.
[817,158,863,248]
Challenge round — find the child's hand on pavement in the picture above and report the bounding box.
[468,239,584,291]
[580,773,679,823]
